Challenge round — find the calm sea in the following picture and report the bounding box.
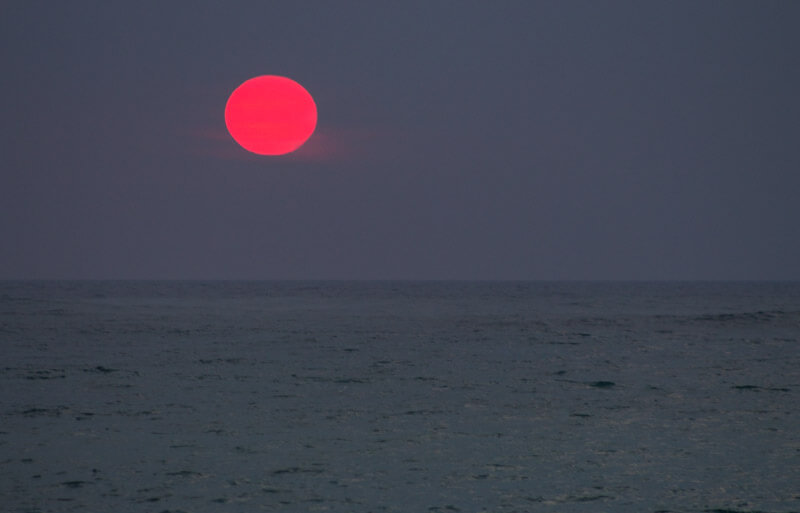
[1,281,798,513]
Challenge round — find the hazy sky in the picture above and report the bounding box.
[2,1,799,280]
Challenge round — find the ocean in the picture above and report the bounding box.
[1,281,798,513]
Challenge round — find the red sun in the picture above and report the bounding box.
[224,75,317,156]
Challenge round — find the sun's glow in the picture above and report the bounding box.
[224,75,317,156]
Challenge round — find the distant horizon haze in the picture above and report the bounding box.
[2,2,799,280]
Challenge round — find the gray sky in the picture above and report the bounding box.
[2,1,799,280]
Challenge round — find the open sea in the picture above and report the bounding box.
[1,281,798,513]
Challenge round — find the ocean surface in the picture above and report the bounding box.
[1,281,798,513]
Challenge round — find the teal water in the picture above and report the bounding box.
[1,281,799,512]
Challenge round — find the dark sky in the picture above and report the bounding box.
[2,1,799,280]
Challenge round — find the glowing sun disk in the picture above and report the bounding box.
[224,75,317,156]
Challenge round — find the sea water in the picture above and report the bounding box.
[1,281,798,513]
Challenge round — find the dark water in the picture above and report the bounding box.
[1,281,799,513]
